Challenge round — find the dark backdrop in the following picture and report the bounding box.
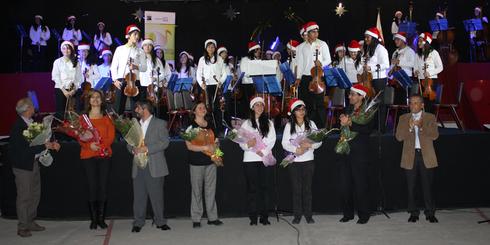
[3,0,489,73]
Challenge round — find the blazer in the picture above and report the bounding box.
[127,117,170,178]
[396,112,439,170]
[8,116,45,171]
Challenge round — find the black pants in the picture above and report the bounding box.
[81,157,111,202]
[114,80,142,115]
[339,155,370,219]
[421,79,439,113]
[239,83,255,119]
[373,78,387,133]
[30,45,47,71]
[299,75,326,128]
[243,161,270,218]
[406,151,435,216]
[55,88,82,120]
[289,161,315,218]
[205,84,223,133]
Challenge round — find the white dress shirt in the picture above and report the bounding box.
[29,25,50,46]
[139,56,171,87]
[281,121,322,162]
[391,46,416,77]
[177,65,196,84]
[110,44,147,81]
[339,57,362,84]
[238,119,276,162]
[62,28,82,46]
[98,63,111,78]
[391,21,399,35]
[364,43,390,79]
[93,32,113,52]
[414,49,443,79]
[196,56,227,87]
[296,39,332,79]
[51,57,83,89]
[140,115,153,138]
[84,65,101,87]
[411,111,422,149]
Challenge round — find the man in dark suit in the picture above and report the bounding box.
[127,100,170,232]
[8,98,60,237]
[396,94,439,223]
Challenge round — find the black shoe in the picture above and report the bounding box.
[192,222,201,228]
[207,220,224,226]
[96,201,108,229]
[305,216,315,224]
[131,226,141,233]
[426,215,439,223]
[88,202,97,230]
[339,216,354,223]
[408,215,419,223]
[292,216,301,224]
[157,224,171,230]
[357,217,369,224]
[249,216,258,226]
[259,216,270,225]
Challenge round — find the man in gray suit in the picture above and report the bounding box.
[127,100,170,232]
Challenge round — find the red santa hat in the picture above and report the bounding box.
[77,43,90,51]
[249,96,265,109]
[393,32,407,43]
[60,41,74,50]
[287,40,300,51]
[125,24,140,39]
[475,7,482,12]
[217,46,227,55]
[34,15,43,20]
[272,51,281,58]
[141,39,154,47]
[419,32,433,44]
[348,40,361,52]
[395,11,403,17]
[350,84,369,98]
[67,15,76,21]
[365,27,381,40]
[204,39,217,48]
[436,12,444,18]
[97,22,105,27]
[300,25,306,36]
[179,51,190,57]
[287,98,306,116]
[154,45,163,51]
[266,50,274,56]
[304,21,319,32]
[248,41,260,52]
[335,43,346,53]
[99,48,112,58]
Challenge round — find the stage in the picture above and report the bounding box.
[1,129,489,219]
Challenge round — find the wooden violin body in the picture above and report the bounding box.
[124,58,139,97]
[308,49,326,94]
[357,56,375,97]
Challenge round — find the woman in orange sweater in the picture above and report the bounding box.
[79,89,115,230]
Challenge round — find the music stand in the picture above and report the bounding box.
[323,67,338,87]
[464,18,484,62]
[51,29,62,57]
[429,19,449,32]
[399,21,418,38]
[279,62,295,86]
[252,75,282,118]
[168,77,193,133]
[229,72,245,118]
[222,75,234,95]
[16,24,27,72]
[331,67,352,89]
[166,74,178,92]
[94,77,113,92]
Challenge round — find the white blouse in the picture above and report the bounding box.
[62,28,82,46]
[414,49,444,79]
[238,119,276,162]
[338,57,363,84]
[93,32,113,52]
[363,43,390,79]
[295,39,332,79]
[139,57,171,87]
[51,57,83,89]
[196,56,227,87]
[391,46,416,77]
[110,44,147,81]
[281,121,322,162]
[98,63,111,78]
[29,25,50,46]
[84,64,101,87]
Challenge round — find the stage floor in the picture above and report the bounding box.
[0,208,489,245]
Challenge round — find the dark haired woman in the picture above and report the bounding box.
[414,32,443,112]
[51,41,83,119]
[281,99,321,224]
[29,15,50,71]
[184,102,223,228]
[62,15,82,46]
[237,42,262,119]
[238,97,276,225]
[93,22,112,52]
[177,51,196,80]
[78,89,115,230]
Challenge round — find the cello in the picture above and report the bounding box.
[308,49,326,94]
[124,57,139,97]
[421,63,436,101]
[357,53,375,97]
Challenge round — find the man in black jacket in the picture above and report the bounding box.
[8,98,60,237]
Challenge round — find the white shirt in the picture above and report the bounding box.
[391,21,399,35]
[139,56,171,87]
[340,57,363,84]
[177,65,196,84]
[296,39,332,79]
[364,43,390,79]
[392,46,416,77]
[282,121,322,162]
[238,57,255,85]
[93,32,113,52]
[110,44,147,81]
[140,115,153,138]
[411,111,422,149]
[196,56,227,87]
[62,28,82,46]
[51,57,83,89]
[238,119,276,162]
[29,25,50,46]
[414,49,443,79]
[84,64,101,87]
[98,63,111,78]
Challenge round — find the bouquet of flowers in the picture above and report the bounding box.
[226,126,276,166]
[109,112,148,168]
[335,91,381,155]
[181,126,224,166]
[280,128,338,167]
[23,115,55,167]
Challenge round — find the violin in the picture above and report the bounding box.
[200,76,210,110]
[230,62,243,99]
[64,83,76,119]
[308,49,326,94]
[147,69,158,104]
[124,57,139,97]
[388,51,402,88]
[357,53,375,97]
[421,63,436,101]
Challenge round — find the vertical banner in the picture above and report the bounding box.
[144,11,176,67]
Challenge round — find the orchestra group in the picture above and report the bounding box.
[14,6,490,237]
